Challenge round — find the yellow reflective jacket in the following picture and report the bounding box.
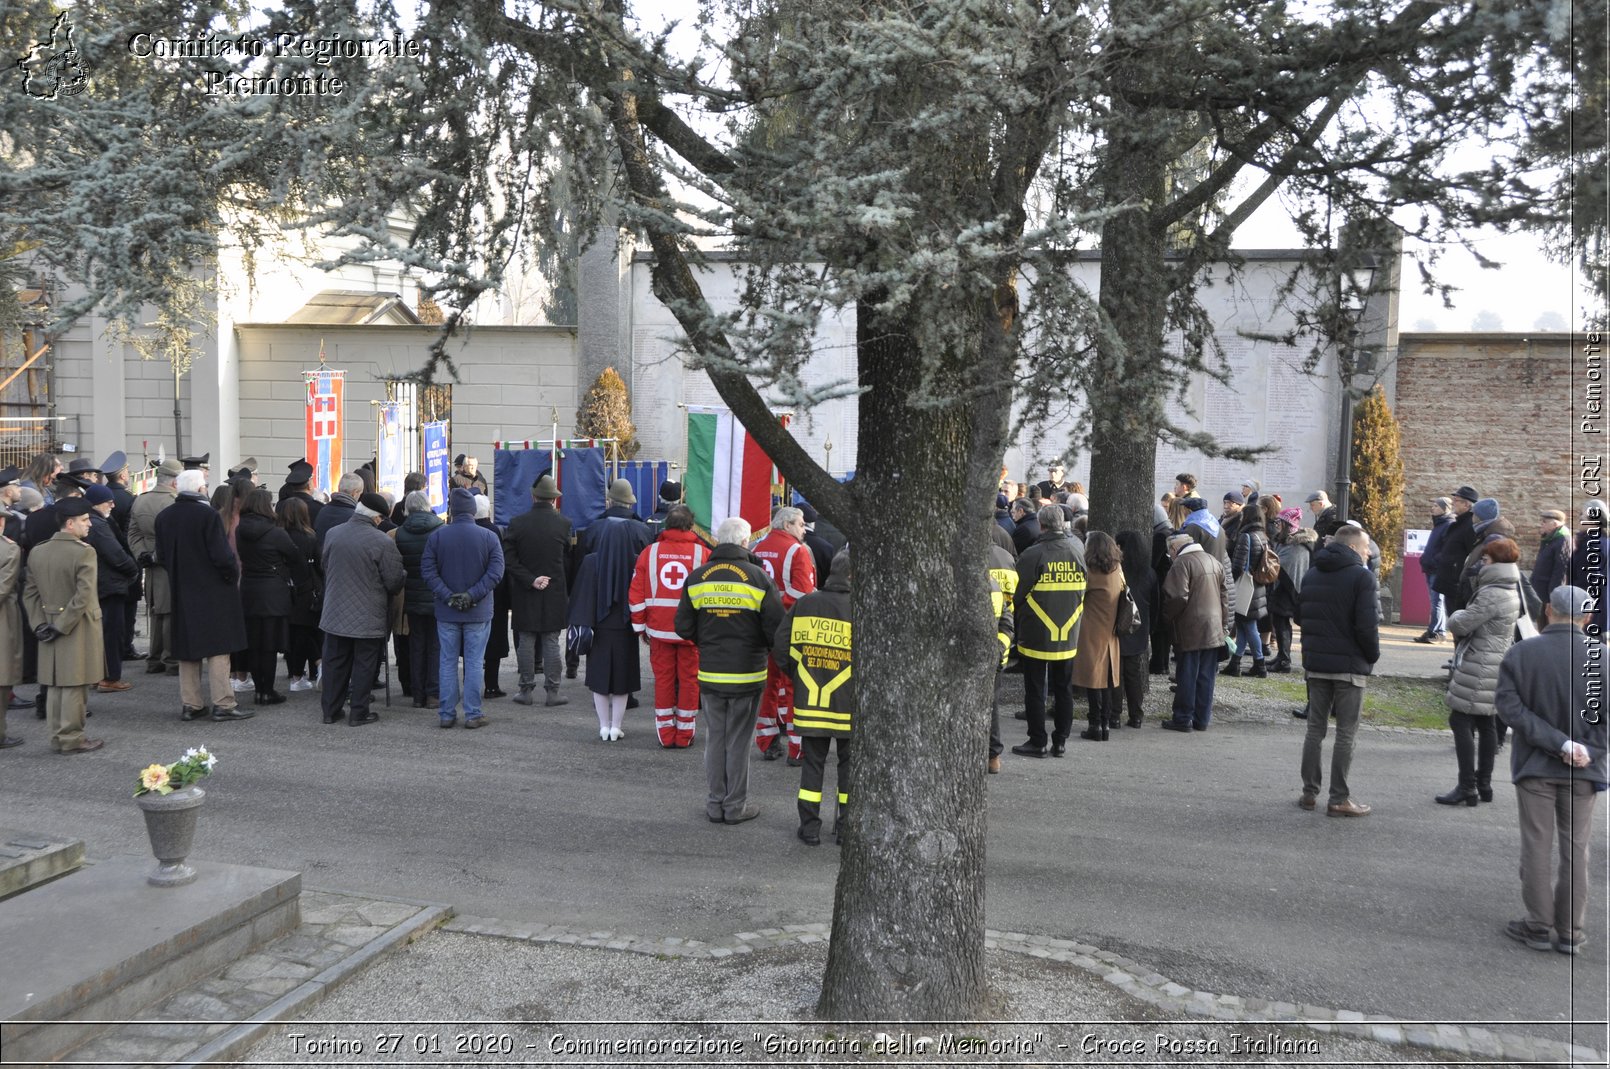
[771,570,853,737]
[1014,531,1088,661]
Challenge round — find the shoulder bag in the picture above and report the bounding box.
[1114,578,1142,636]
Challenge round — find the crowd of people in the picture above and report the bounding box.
[0,450,1603,953]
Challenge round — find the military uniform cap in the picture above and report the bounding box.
[99,450,128,475]
[181,453,210,470]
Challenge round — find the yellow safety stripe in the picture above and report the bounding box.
[698,668,769,685]
[1018,646,1078,660]
[991,588,1004,616]
[794,706,851,723]
[1024,593,1084,642]
[687,581,765,611]
[798,788,823,803]
[837,793,848,805]
[1033,579,1086,590]
[792,662,853,709]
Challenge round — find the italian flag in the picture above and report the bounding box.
[685,406,786,534]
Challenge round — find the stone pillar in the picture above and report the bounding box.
[576,223,633,418]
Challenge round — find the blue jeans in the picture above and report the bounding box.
[1171,646,1219,729]
[1426,574,1447,635]
[1235,616,1265,661]
[438,620,491,722]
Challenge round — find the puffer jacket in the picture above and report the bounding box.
[1297,540,1380,676]
[1230,528,1270,621]
[674,542,784,694]
[1446,561,1523,716]
[393,509,445,616]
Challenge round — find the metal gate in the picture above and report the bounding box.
[384,380,452,475]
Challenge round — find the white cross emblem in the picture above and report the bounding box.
[659,560,689,591]
[311,395,337,439]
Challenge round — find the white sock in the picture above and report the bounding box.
[609,694,628,731]
[593,692,610,732]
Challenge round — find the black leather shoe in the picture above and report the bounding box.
[1010,743,1046,757]
[1079,728,1104,741]
[1291,708,1309,720]
[483,687,507,699]
[1050,743,1066,757]
[1161,720,1192,732]
[797,826,820,846]
[761,745,782,761]
[323,711,346,724]
[180,705,209,722]
[413,696,427,708]
[1221,661,1241,677]
[350,711,380,726]
[1477,784,1494,803]
[565,664,577,679]
[255,691,286,706]
[146,662,170,674]
[626,694,640,709]
[1435,785,1479,807]
[211,706,255,721]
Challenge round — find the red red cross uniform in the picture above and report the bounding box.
[750,528,817,759]
[629,529,708,747]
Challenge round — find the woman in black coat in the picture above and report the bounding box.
[236,489,307,704]
[278,497,324,692]
[1115,530,1156,728]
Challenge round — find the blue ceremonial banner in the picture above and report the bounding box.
[618,459,671,520]
[492,444,609,530]
[422,420,450,516]
[376,402,405,504]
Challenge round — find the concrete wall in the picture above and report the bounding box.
[1397,332,1579,566]
[233,324,577,485]
[623,250,1360,509]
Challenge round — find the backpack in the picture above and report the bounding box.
[1249,533,1282,586]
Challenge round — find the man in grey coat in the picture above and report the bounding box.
[1495,585,1609,955]
[320,492,405,726]
[128,459,181,674]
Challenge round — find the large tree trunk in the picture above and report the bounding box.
[816,293,1010,1020]
[1087,15,1172,540]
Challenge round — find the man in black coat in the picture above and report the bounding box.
[1297,525,1380,817]
[276,459,325,527]
[503,474,573,706]
[1433,485,1481,608]
[314,472,363,553]
[1009,498,1040,556]
[154,470,251,722]
[797,501,836,582]
[84,485,138,690]
[100,451,143,662]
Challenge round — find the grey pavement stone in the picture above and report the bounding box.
[1368,1024,1404,1045]
[322,922,387,946]
[356,901,420,926]
[242,976,304,998]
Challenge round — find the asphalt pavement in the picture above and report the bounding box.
[1,623,1602,1038]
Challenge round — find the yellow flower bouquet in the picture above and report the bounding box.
[133,747,218,797]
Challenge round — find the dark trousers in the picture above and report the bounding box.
[123,594,139,655]
[1170,646,1218,728]
[1022,658,1074,747]
[99,595,125,681]
[394,630,413,696]
[407,613,440,699]
[244,615,283,694]
[1270,614,1294,665]
[287,624,321,679]
[798,734,852,837]
[1148,617,1172,674]
[989,674,1004,758]
[1449,710,1497,790]
[321,634,383,720]
[1086,684,1120,727]
[1119,652,1148,725]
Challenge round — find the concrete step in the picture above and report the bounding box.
[0,829,84,901]
[0,856,300,1064]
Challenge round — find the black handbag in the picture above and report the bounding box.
[1114,580,1142,636]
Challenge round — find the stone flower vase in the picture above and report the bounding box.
[135,786,205,887]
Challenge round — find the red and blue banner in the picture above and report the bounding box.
[304,369,345,499]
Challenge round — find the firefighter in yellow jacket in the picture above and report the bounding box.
[1011,504,1087,758]
[773,548,852,846]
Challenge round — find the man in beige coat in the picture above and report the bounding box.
[23,498,104,753]
[0,522,23,748]
[128,459,181,674]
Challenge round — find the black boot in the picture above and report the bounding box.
[1435,785,1479,807]
[1477,778,1494,803]
[1250,659,1268,678]
[1079,719,1105,741]
[1270,656,1292,673]
[1221,659,1241,677]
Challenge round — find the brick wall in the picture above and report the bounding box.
[1396,333,1578,572]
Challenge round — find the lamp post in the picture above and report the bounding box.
[1333,255,1379,525]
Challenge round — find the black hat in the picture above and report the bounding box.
[99,450,128,475]
[54,473,91,493]
[56,497,92,518]
[66,457,97,474]
[0,466,19,488]
[181,453,210,470]
[228,456,258,479]
[285,460,314,487]
[1453,485,1480,504]
[658,480,682,502]
[796,501,819,525]
[357,492,390,515]
[454,453,467,467]
[1180,496,1207,512]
